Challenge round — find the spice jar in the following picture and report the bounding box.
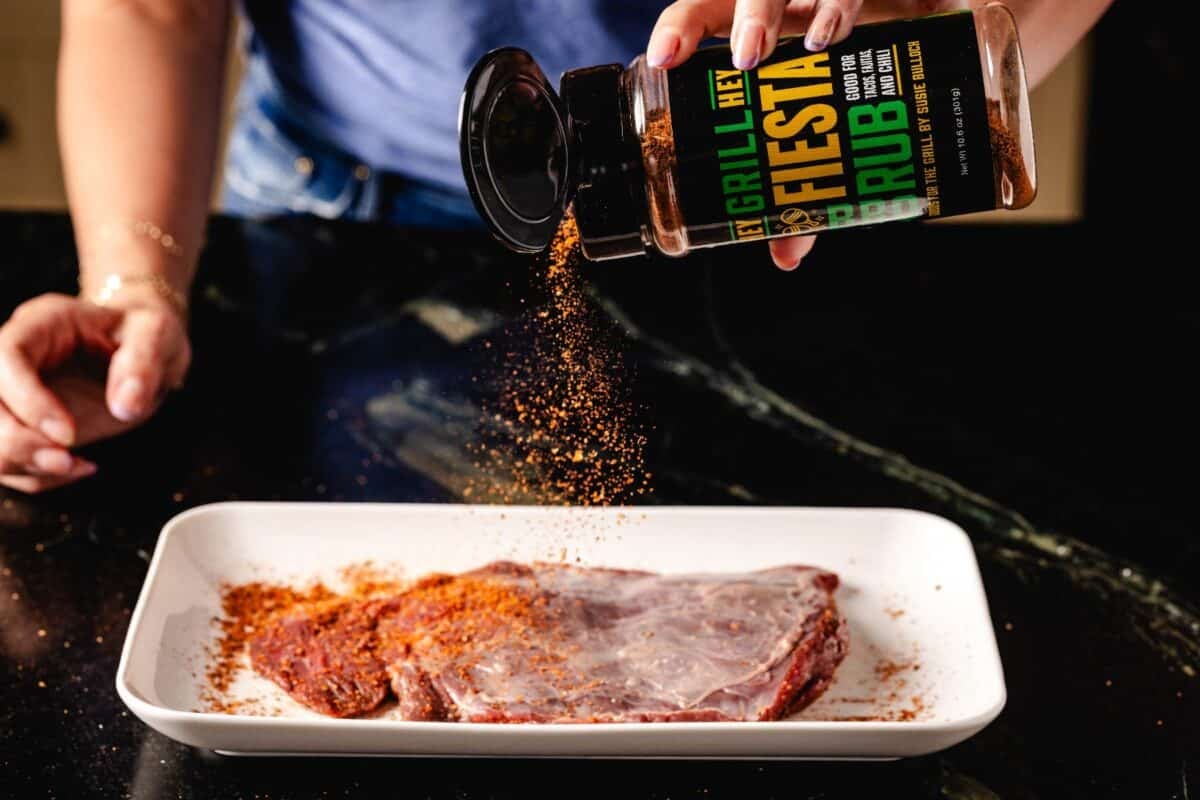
[460,3,1036,261]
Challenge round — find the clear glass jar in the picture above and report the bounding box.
[459,6,1037,262]
[975,2,1037,210]
[623,2,1037,259]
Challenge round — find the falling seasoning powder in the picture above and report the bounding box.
[466,212,652,508]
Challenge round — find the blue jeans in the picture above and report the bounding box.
[221,62,482,229]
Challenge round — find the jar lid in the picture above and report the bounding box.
[459,48,572,253]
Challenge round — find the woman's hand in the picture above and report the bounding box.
[0,291,190,493]
[646,0,867,271]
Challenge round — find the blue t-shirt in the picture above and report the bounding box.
[240,1,667,195]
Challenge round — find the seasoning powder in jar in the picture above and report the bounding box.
[459,3,1036,261]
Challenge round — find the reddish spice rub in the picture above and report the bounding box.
[641,113,687,254]
[204,566,407,715]
[987,99,1036,209]
[826,695,926,723]
[248,597,389,718]
[242,571,549,719]
[204,582,337,712]
[372,569,548,664]
[875,659,920,683]
[208,562,849,723]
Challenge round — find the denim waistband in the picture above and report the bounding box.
[221,57,482,229]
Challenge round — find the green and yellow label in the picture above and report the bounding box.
[666,11,996,248]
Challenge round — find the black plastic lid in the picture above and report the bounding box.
[459,48,572,253]
[560,65,647,260]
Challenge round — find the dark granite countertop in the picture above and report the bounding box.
[0,210,1196,799]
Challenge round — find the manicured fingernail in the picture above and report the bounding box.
[805,10,839,52]
[70,460,98,478]
[647,33,679,68]
[732,21,764,70]
[32,448,74,475]
[111,377,146,422]
[39,418,74,447]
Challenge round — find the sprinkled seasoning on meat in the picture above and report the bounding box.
[247,599,390,718]
[242,562,848,723]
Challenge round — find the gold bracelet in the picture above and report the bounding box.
[97,219,190,258]
[88,273,189,319]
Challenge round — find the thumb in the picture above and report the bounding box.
[105,311,184,423]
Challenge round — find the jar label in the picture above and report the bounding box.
[664,11,997,248]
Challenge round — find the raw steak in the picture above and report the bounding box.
[248,561,848,722]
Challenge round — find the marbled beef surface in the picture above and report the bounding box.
[248,562,848,722]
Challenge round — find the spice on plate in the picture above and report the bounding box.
[202,581,338,710]
[209,562,848,723]
[203,566,565,716]
[373,572,546,661]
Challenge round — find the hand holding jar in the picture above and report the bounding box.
[460,3,1037,269]
[647,0,870,271]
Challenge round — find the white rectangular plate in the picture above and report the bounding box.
[117,503,1005,759]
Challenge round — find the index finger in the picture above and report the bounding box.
[648,0,737,69]
[730,0,788,70]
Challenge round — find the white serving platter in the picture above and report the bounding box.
[116,503,1005,759]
